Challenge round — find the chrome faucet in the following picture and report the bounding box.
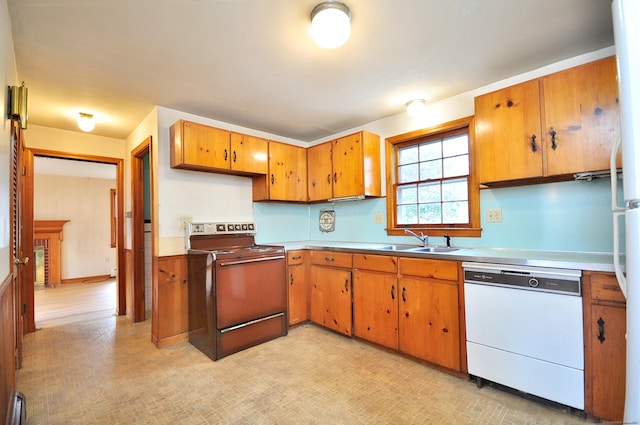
[404,229,428,247]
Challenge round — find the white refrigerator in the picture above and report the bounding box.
[611,0,640,423]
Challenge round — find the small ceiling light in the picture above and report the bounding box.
[77,112,95,132]
[406,99,427,117]
[311,1,351,49]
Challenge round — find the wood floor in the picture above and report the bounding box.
[34,279,117,328]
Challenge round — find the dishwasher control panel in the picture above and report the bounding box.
[462,262,581,296]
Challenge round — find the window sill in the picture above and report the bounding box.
[386,227,482,238]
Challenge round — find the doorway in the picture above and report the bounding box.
[32,156,118,328]
[22,148,126,333]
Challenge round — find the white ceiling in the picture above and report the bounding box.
[8,0,615,143]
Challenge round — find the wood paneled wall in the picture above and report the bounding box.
[1,274,16,424]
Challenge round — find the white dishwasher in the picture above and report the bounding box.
[463,262,584,410]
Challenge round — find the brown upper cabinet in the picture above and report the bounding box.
[253,141,308,202]
[307,131,382,201]
[475,56,620,185]
[170,120,268,175]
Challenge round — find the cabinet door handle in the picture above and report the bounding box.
[549,129,557,150]
[224,149,228,161]
[402,287,406,302]
[326,174,331,185]
[290,274,294,286]
[530,134,538,153]
[333,172,338,183]
[271,174,275,185]
[233,150,237,162]
[391,285,395,300]
[344,279,349,292]
[597,317,606,343]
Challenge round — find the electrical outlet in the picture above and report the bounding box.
[487,208,503,223]
[374,212,384,224]
[180,216,193,228]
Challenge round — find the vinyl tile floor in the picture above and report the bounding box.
[17,319,599,425]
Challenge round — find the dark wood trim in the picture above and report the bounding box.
[25,148,126,322]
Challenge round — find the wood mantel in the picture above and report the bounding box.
[34,220,69,287]
[34,220,69,235]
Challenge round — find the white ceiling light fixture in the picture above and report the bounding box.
[311,1,352,49]
[77,112,95,132]
[406,99,427,117]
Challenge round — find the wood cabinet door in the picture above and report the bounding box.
[398,277,460,370]
[475,80,543,183]
[309,265,352,336]
[182,121,231,169]
[332,133,364,198]
[287,252,308,326]
[590,304,626,422]
[543,56,620,176]
[269,142,308,201]
[307,142,333,201]
[230,133,268,174]
[353,270,398,350]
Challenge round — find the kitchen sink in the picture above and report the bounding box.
[377,244,422,251]
[408,246,461,253]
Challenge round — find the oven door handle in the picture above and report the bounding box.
[218,255,285,267]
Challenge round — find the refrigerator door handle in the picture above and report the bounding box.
[611,132,624,211]
[613,211,627,298]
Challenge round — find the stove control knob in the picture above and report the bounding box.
[235,224,241,230]
[241,224,248,230]
[528,278,540,288]
[216,224,226,232]
[227,224,234,231]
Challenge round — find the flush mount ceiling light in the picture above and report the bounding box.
[77,112,95,132]
[406,99,427,117]
[310,1,351,49]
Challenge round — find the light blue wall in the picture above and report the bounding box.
[254,177,621,253]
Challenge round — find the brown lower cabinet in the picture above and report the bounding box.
[309,251,353,336]
[287,250,308,326]
[583,271,626,422]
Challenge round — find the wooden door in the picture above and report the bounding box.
[182,121,230,170]
[310,265,352,336]
[287,251,307,326]
[398,277,460,370]
[475,79,543,183]
[268,142,307,201]
[230,133,268,174]
[131,138,151,322]
[543,56,620,176]
[353,270,398,350]
[307,142,333,201]
[590,304,626,421]
[332,133,363,198]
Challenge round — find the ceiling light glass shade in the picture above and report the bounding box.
[311,2,351,49]
[406,99,427,117]
[77,112,95,132]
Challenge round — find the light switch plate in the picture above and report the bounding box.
[487,208,503,223]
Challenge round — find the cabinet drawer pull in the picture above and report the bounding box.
[549,129,557,150]
[291,255,302,260]
[391,285,395,300]
[597,317,606,343]
[530,134,538,153]
[325,256,335,262]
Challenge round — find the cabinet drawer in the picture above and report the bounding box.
[310,251,352,268]
[287,250,305,265]
[590,273,625,303]
[398,258,458,281]
[353,254,397,274]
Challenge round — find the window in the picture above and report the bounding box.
[385,117,481,237]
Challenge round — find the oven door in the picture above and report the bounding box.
[215,255,286,329]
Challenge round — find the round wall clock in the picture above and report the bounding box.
[319,210,335,232]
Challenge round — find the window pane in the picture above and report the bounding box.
[398,145,418,165]
[419,203,442,224]
[418,182,441,203]
[443,201,469,223]
[397,184,417,204]
[419,140,441,161]
[399,164,419,183]
[420,159,442,180]
[442,134,468,157]
[398,204,418,224]
[443,155,469,178]
[442,178,468,202]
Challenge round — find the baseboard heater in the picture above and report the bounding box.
[10,391,26,425]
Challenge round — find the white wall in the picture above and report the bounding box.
[34,174,116,280]
[24,125,126,158]
[0,0,18,281]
